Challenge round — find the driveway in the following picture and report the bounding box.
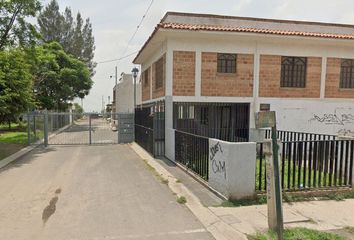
[0,145,214,240]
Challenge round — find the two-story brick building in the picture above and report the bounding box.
[133,12,354,160]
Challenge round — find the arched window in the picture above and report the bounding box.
[217,53,237,73]
[281,57,307,88]
[340,59,354,88]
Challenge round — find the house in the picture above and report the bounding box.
[133,12,354,159]
[112,73,141,114]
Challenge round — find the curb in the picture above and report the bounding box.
[129,142,247,240]
[0,144,40,170]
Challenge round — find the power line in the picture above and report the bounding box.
[95,0,154,68]
[120,0,154,59]
[96,51,139,64]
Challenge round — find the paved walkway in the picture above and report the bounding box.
[209,199,354,237]
[0,145,214,240]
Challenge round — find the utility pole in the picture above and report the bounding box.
[115,66,118,86]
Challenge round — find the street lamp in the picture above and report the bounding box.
[131,67,139,110]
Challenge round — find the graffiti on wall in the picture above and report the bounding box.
[309,112,354,126]
[337,129,354,136]
[209,141,226,179]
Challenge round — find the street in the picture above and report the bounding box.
[0,145,214,240]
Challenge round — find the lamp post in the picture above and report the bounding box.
[132,67,139,110]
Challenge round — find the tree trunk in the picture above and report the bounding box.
[8,120,11,130]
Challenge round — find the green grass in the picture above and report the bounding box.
[0,122,27,130]
[344,226,354,234]
[217,190,354,208]
[0,131,43,145]
[256,158,344,191]
[220,195,267,207]
[177,196,187,204]
[249,227,344,240]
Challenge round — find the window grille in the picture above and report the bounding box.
[281,56,307,88]
[340,59,354,89]
[217,53,237,73]
[155,57,164,89]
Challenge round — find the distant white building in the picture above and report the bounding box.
[112,73,141,114]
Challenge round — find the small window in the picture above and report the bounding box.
[143,69,149,87]
[217,53,236,73]
[281,56,307,88]
[178,105,183,119]
[340,59,354,89]
[155,57,164,89]
[188,106,194,119]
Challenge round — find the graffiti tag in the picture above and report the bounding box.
[310,113,354,126]
[210,142,226,179]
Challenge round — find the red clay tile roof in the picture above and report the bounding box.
[133,12,354,63]
[159,22,354,40]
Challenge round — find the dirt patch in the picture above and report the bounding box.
[55,188,62,194]
[42,196,59,224]
[0,143,25,160]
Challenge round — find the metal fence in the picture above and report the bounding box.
[26,111,120,145]
[265,129,337,142]
[175,130,209,181]
[256,139,354,192]
[135,100,165,157]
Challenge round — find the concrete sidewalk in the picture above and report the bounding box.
[210,199,354,236]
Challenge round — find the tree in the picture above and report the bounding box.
[73,103,83,114]
[0,49,34,127]
[0,0,41,49]
[37,0,96,76]
[32,42,93,111]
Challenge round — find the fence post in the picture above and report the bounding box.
[44,110,49,147]
[27,111,31,146]
[89,114,92,145]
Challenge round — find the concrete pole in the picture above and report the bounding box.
[134,75,136,109]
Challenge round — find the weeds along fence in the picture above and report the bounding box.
[256,140,354,192]
[175,130,209,181]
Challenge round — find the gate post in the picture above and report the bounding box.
[27,111,31,146]
[44,110,49,147]
[89,114,92,144]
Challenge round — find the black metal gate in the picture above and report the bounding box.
[135,101,165,157]
[27,111,120,145]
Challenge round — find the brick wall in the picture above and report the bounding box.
[325,58,354,98]
[173,51,195,96]
[152,54,166,99]
[259,55,321,98]
[201,52,254,96]
[142,67,151,101]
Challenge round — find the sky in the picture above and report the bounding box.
[48,0,354,112]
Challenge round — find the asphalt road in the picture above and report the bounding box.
[0,145,214,240]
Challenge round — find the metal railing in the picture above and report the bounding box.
[175,130,209,181]
[265,129,337,142]
[135,124,154,155]
[256,140,354,192]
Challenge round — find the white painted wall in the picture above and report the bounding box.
[209,139,256,200]
[165,96,175,161]
[261,98,354,136]
[114,74,141,113]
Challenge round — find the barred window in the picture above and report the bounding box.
[340,59,354,88]
[217,53,236,73]
[281,57,307,88]
[143,69,149,87]
[155,57,164,89]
